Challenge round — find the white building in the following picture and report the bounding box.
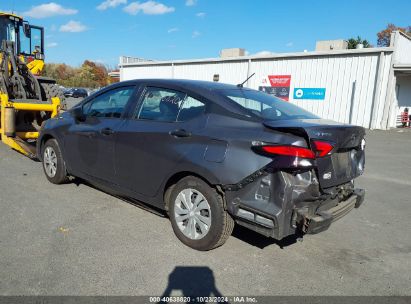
[119,31,411,130]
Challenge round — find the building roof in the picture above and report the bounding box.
[119,47,394,67]
[393,64,411,74]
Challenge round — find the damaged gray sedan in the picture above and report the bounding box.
[37,79,366,251]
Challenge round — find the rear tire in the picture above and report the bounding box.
[41,139,69,184]
[168,176,234,251]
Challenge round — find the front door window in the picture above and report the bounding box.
[83,86,135,118]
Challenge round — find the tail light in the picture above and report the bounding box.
[311,140,334,157]
[253,140,334,160]
[258,145,316,159]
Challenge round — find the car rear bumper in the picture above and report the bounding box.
[296,188,365,235]
[224,170,365,240]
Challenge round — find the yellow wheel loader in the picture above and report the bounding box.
[0,12,62,158]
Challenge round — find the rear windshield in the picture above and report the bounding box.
[218,89,319,121]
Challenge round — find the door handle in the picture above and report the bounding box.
[101,128,114,135]
[169,129,191,138]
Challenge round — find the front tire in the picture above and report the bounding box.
[42,139,69,184]
[168,176,234,251]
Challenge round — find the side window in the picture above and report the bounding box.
[19,25,30,54]
[136,87,186,122]
[177,96,205,121]
[83,86,135,118]
[30,27,43,54]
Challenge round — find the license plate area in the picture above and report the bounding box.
[332,151,353,180]
[317,149,364,188]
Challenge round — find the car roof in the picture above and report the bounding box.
[113,78,251,92]
[86,79,257,118]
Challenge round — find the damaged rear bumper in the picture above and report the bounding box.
[224,170,365,240]
[298,188,365,235]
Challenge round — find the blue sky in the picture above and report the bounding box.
[2,0,411,67]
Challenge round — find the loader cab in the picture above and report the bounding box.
[0,15,16,46]
[0,13,44,60]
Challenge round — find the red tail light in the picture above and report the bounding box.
[312,140,334,157]
[260,145,316,159]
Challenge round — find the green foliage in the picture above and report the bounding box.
[42,60,112,88]
[347,36,372,49]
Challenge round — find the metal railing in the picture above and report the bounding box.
[119,56,153,65]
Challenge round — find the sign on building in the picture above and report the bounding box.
[259,75,291,101]
[293,88,326,100]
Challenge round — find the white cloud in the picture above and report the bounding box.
[23,2,77,18]
[97,0,127,10]
[60,21,87,33]
[196,12,206,17]
[286,42,293,47]
[46,42,58,48]
[186,0,196,6]
[192,30,200,38]
[124,1,175,15]
[167,27,179,33]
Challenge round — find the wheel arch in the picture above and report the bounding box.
[37,133,55,161]
[162,171,223,212]
[37,132,65,162]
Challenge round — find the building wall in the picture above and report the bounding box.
[120,50,395,129]
[246,53,392,129]
[396,76,411,108]
[393,32,411,64]
[373,52,395,129]
[121,64,173,80]
[174,61,249,84]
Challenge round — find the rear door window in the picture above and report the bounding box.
[135,87,206,122]
[177,96,205,122]
[136,87,185,122]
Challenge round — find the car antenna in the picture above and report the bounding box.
[237,73,255,88]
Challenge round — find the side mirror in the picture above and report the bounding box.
[23,23,31,38]
[72,107,85,122]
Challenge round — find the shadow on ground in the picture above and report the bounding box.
[231,225,300,249]
[160,266,223,300]
[73,178,300,250]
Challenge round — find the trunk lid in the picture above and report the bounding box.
[263,119,366,188]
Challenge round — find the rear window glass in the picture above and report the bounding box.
[177,96,205,122]
[218,89,319,121]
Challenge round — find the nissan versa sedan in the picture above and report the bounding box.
[37,79,366,251]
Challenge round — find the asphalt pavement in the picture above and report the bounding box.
[0,129,410,296]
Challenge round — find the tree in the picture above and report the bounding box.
[42,60,114,88]
[82,60,109,87]
[377,24,411,47]
[347,36,372,49]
